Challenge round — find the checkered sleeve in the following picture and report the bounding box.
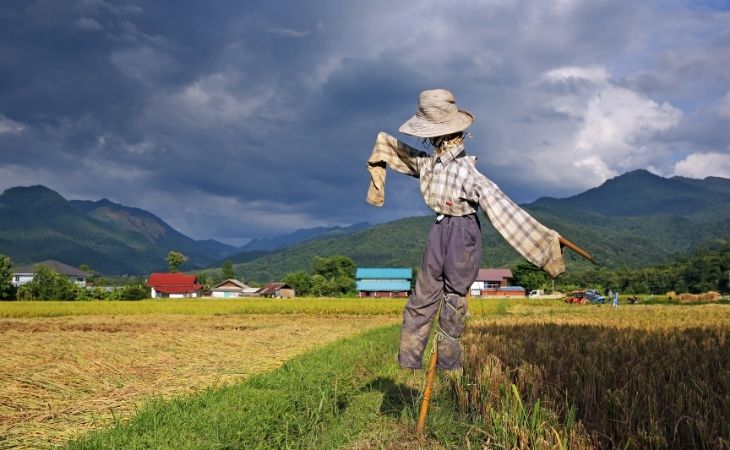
[366,132,427,207]
[469,167,566,277]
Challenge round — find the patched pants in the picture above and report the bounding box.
[398,214,481,370]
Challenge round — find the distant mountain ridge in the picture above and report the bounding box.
[208,222,374,268]
[69,198,238,261]
[531,169,730,218]
[0,186,238,274]
[239,222,372,252]
[224,170,730,282]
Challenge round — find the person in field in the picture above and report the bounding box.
[366,89,566,370]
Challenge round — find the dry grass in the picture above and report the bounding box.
[0,313,398,449]
[451,304,730,449]
[0,298,409,318]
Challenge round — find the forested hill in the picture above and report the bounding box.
[531,169,730,218]
[0,186,238,274]
[230,170,730,282]
[3,170,729,279]
[69,198,238,262]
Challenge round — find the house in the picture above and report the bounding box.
[470,268,524,297]
[356,268,412,298]
[146,273,202,298]
[484,285,526,297]
[240,286,261,297]
[210,279,253,298]
[11,260,90,287]
[257,283,295,298]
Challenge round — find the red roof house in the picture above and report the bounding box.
[146,273,203,298]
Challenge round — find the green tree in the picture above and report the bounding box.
[511,262,549,293]
[166,251,187,273]
[309,274,331,297]
[0,254,16,300]
[311,255,356,296]
[312,255,355,281]
[221,261,236,280]
[16,284,33,301]
[28,265,76,300]
[119,284,149,300]
[79,264,98,285]
[283,271,312,296]
[196,271,213,290]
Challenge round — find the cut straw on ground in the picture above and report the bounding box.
[0,313,397,449]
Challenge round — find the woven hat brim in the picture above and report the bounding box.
[398,109,474,138]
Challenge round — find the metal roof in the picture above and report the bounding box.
[476,268,513,281]
[257,283,292,295]
[211,279,250,290]
[356,268,412,280]
[12,260,89,277]
[496,286,525,291]
[146,273,202,294]
[356,280,412,292]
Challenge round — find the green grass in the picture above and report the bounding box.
[65,325,473,449]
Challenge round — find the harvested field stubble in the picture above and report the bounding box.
[452,305,730,449]
[0,313,397,449]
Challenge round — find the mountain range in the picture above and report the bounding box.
[1,169,729,278]
[0,186,371,275]
[225,170,730,281]
[0,186,237,274]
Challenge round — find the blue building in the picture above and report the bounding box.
[356,268,413,298]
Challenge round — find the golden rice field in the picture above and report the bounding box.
[1,298,728,449]
[452,304,730,449]
[0,297,410,318]
[0,310,398,449]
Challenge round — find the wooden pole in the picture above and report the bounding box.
[559,236,596,264]
[416,343,438,434]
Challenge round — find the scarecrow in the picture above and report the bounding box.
[366,89,588,374]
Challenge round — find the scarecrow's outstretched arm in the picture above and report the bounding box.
[366,132,427,207]
[466,165,566,277]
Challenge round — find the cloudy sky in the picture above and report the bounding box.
[1,1,729,245]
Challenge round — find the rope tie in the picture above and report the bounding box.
[436,324,460,342]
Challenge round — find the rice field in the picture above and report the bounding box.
[0,311,397,449]
[451,304,730,449]
[0,297,410,318]
[1,298,728,449]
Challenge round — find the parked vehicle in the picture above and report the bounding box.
[528,289,564,299]
[565,289,606,304]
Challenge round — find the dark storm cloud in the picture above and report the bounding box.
[1,0,729,243]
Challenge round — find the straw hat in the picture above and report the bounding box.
[399,89,474,138]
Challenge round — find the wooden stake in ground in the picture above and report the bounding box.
[416,342,438,434]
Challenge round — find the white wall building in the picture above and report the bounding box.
[11,260,90,287]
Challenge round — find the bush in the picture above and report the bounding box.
[20,265,77,300]
[119,284,149,300]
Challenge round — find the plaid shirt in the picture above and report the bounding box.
[366,132,565,277]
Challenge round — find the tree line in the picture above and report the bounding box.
[512,240,730,295]
[0,252,359,301]
[4,240,728,301]
[282,256,356,297]
[0,254,148,301]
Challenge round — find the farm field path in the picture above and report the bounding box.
[0,313,398,449]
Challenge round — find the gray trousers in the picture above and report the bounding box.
[398,214,481,370]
